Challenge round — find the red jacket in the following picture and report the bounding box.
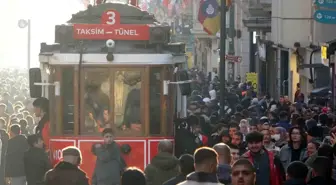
[42,121,50,151]
[246,150,284,185]
[201,134,208,146]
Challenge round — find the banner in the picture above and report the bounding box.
[246,72,258,90]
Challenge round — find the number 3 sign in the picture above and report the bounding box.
[101,10,120,25]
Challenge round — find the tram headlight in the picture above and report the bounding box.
[106,39,115,48]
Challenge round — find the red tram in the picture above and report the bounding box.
[28,1,188,178]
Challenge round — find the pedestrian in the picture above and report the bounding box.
[307,156,336,185]
[5,124,28,185]
[24,134,51,185]
[33,98,50,150]
[92,128,126,185]
[178,147,221,185]
[213,143,232,184]
[285,161,308,185]
[145,140,179,185]
[242,131,285,185]
[121,167,146,185]
[45,146,89,185]
[163,154,194,185]
[279,127,307,170]
[231,159,255,185]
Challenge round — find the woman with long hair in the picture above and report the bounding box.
[279,126,308,170]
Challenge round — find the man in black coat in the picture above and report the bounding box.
[24,134,51,185]
[5,124,29,185]
[162,154,194,185]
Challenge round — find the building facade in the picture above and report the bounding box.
[270,0,336,101]
[192,0,250,83]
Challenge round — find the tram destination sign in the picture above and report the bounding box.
[314,0,336,8]
[73,9,150,40]
[73,24,150,40]
[314,10,336,24]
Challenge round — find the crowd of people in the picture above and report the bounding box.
[0,67,335,185]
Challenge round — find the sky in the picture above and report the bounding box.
[0,0,86,68]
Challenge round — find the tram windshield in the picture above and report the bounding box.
[82,68,142,136]
[49,65,175,137]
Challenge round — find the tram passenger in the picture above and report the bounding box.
[32,97,50,150]
[85,84,110,133]
[123,88,141,131]
[91,128,126,185]
[45,146,89,185]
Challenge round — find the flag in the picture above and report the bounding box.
[198,0,221,35]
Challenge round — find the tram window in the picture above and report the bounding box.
[83,69,110,135]
[149,67,161,135]
[62,68,74,133]
[114,71,142,136]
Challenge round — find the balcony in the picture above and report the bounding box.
[242,0,271,31]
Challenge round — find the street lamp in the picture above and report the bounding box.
[18,19,31,69]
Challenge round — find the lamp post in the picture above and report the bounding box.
[18,19,31,69]
[219,0,227,117]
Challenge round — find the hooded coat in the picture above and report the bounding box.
[144,152,179,185]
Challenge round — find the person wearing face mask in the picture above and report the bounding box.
[179,147,222,185]
[45,146,89,185]
[273,127,288,148]
[262,129,280,156]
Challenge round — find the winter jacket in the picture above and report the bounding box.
[163,174,187,185]
[45,161,89,185]
[307,176,336,185]
[35,114,50,150]
[5,135,29,177]
[92,142,126,185]
[178,172,222,185]
[279,144,307,170]
[217,164,231,185]
[284,179,307,185]
[242,150,285,185]
[145,152,179,185]
[24,147,52,185]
